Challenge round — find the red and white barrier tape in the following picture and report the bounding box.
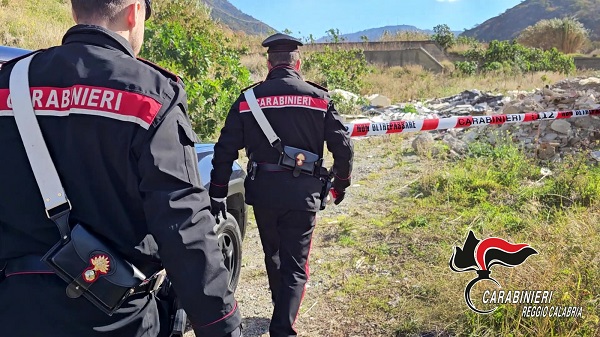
[344,109,600,137]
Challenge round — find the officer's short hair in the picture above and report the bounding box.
[71,0,142,23]
[268,51,301,67]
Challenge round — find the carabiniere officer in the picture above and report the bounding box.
[209,33,354,337]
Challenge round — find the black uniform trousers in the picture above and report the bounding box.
[253,206,316,337]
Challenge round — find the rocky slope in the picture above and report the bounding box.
[200,0,275,36]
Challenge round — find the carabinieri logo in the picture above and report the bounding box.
[449,231,538,314]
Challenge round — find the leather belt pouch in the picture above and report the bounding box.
[279,146,320,177]
[42,224,147,316]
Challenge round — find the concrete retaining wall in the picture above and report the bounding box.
[574,57,600,70]
[303,41,450,63]
[363,48,444,72]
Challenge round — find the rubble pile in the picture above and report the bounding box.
[340,77,600,161]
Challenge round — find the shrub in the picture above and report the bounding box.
[456,40,575,75]
[303,29,371,93]
[518,17,590,54]
[330,92,368,115]
[454,61,477,75]
[141,0,251,140]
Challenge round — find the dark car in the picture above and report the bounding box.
[0,46,246,292]
[0,46,29,69]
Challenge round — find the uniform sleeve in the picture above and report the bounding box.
[324,100,354,191]
[209,98,245,199]
[137,105,240,336]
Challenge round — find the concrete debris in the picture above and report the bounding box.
[550,120,572,135]
[367,94,391,107]
[342,76,600,161]
[412,133,435,155]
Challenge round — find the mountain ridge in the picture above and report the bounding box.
[461,0,600,41]
[316,25,461,42]
[200,0,276,36]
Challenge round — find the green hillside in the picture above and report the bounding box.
[0,0,72,49]
[462,0,600,41]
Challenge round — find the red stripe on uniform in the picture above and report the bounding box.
[0,85,162,128]
[239,95,328,112]
[291,216,315,332]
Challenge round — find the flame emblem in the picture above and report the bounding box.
[296,153,306,166]
[449,231,537,313]
[83,254,111,283]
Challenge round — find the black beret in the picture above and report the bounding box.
[145,0,152,20]
[262,33,303,53]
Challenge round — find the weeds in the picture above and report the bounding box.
[317,135,600,336]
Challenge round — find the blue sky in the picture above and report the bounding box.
[228,0,523,38]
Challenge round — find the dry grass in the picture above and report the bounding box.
[240,53,267,82]
[379,31,431,42]
[0,0,72,49]
[362,64,597,102]
[447,43,476,55]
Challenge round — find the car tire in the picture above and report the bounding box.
[216,212,242,292]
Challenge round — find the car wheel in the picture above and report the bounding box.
[216,213,242,292]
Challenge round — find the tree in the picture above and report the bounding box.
[303,30,370,93]
[517,17,589,54]
[432,24,455,51]
[141,0,250,140]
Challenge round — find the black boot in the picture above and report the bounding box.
[222,325,243,337]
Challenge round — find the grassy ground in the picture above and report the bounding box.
[303,132,600,336]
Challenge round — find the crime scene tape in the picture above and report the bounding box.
[344,108,600,138]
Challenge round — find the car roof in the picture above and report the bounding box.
[0,45,31,64]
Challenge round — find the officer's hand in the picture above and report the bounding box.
[210,197,227,224]
[330,188,346,205]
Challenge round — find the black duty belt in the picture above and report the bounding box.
[257,163,292,172]
[4,255,53,277]
[1,255,163,295]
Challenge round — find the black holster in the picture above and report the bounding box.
[318,168,334,211]
[156,278,188,337]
